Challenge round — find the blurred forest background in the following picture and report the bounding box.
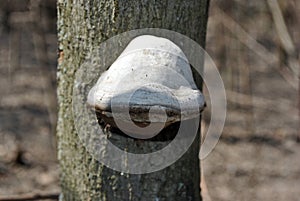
[0,0,299,200]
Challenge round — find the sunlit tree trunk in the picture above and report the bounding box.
[57,0,209,200]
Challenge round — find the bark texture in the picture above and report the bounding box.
[57,0,209,200]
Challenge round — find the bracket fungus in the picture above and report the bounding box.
[87,35,205,138]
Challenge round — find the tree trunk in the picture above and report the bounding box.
[57,0,209,200]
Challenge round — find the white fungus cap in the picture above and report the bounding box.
[87,35,205,126]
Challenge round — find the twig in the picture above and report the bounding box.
[7,0,58,148]
[266,0,296,55]
[266,0,299,79]
[0,192,60,201]
[226,89,297,115]
[213,6,298,89]
[27,0,58,149]
[200,167,212,201]
[266,0,300,141]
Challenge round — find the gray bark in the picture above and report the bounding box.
[57,0,209,200]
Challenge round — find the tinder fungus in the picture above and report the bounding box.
[87,35,205,132]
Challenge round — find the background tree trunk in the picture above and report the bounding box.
[57,0,209,200]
